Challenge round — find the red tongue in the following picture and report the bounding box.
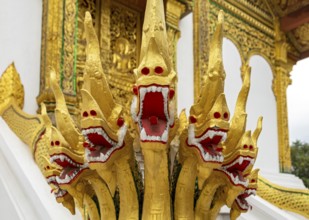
[142,118,167,136]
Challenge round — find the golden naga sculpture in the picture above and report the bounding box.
[0,0,264,219]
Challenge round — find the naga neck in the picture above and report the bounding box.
[115,157,139,220]
[141,142,171,220]
[174,157,197,220]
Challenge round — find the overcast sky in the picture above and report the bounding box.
[287,58,309,144]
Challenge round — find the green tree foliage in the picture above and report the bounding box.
[290,140,309,188]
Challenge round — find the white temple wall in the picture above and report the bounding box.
[0,0,41,115]
[247,56,279,173]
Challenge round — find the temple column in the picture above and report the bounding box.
[37,0,63,113]
[272,17,294,172]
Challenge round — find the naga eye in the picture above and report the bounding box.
[51,141,54,146]
[251,179,256,183]
[90,110,97,116]
[243,144,248,149]
[223,112,229,119]
[141,67,150,75]
[83,111,89,117]
[117,117,125,127]
[214,112,221,119]
[154,66,164,74]
[249,145,254,150]
[189,116,197,123]
[55,141,60,146]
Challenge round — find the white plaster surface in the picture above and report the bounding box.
[0,0,41,115]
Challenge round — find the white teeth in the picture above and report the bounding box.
[162,130,168,142]
[131,96,137,121]
[141,128,147,140]
[222,133,227,142]
[187,125,226,162]
[239,157,244,165]
[208,130,215,139]
[219,169,249,187]
[140,88,146,101]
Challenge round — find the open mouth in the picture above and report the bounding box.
[235,188,256,210]
[81,125,126,163]
[50,154,88,185]
[46,175,58,185]
[131,84,174,143]
[46,175,69,198]
[219,156,254,186]
[188,125,227,162]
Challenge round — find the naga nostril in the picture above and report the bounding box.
[117,117,125,127]
[83,111,88,117]
[90,110,97,116]
[141,67,150,75]
[154,66,163,74]
[214,112,221,119]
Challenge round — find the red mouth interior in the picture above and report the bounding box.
[60,166,81,179]
[200,134,223,156]
[141,92,167,137]
[54,158,71,168]
[237,195,249,210]
[86,133,113,156]
[226,159,251,182]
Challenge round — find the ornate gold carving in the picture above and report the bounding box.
[37,0,63,111]
[258,176,309,219]
[108,2,141,108]
[193,0,210,100]
[0,63,24,111]
[273,65,292,172]
[62,0,78,95]
[293,23,309,47]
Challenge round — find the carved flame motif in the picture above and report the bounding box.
[0,0,263,219]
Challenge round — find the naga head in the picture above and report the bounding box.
[48,69,88,189]
[180,11,229,187]
[36,104,75,214]
[232,169,259,213]
[43,157,76,214]
[220,117,262,190]
[131,0,177,150]
[80,12,133,169]
[49,126,88,188]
